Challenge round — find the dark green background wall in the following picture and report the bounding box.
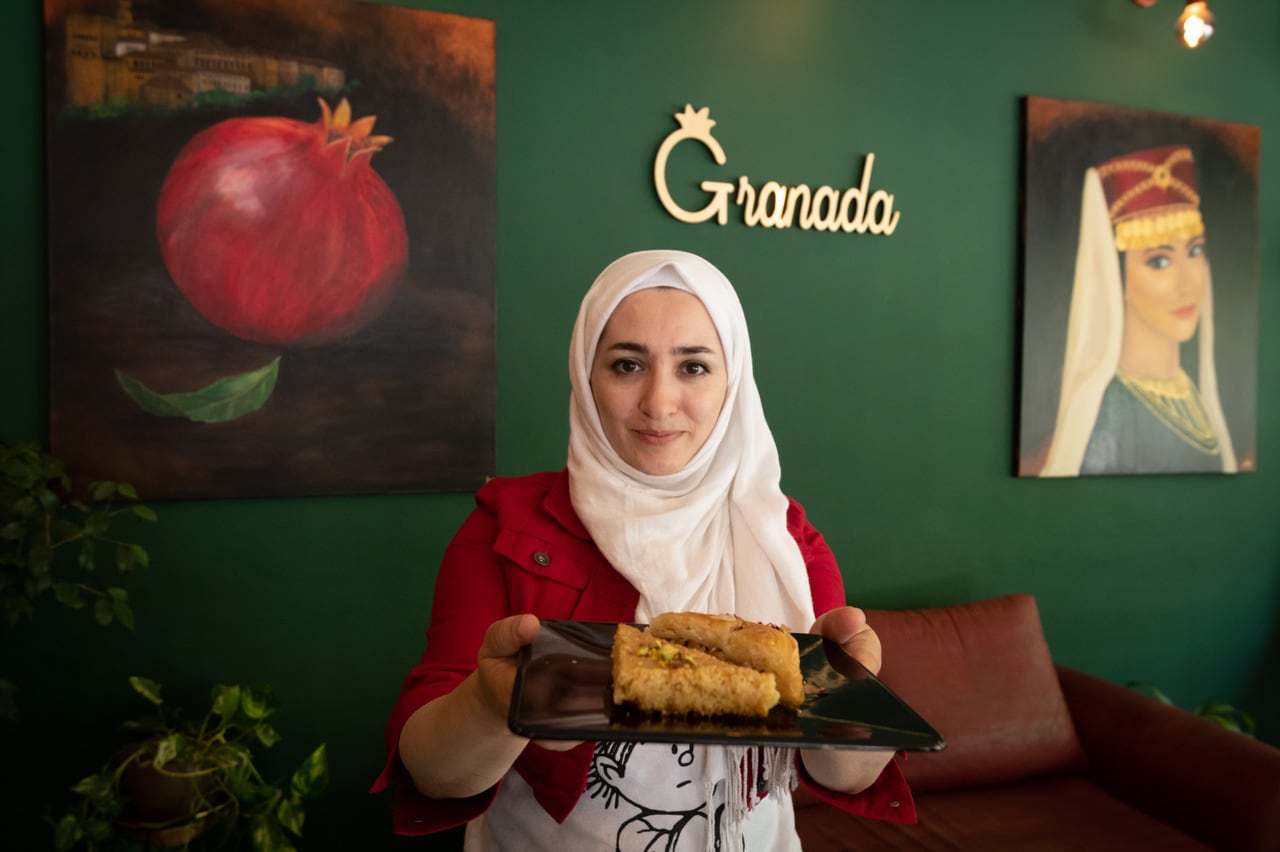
[3,1,1277,848]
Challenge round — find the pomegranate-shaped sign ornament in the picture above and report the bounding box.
[156,98,409,346]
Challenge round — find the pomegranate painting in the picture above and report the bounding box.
[43,0,496,499]
[156,98,409,346]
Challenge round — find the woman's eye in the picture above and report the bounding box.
[1144,254,1172,270]
[682,361,709,376]
[611,358,641,374]
[1189,242,1207,258]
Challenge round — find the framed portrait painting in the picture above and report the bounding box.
[1017,96,1260,478]
[43,0,495,499]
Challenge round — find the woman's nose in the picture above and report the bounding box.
[639,374,678,417]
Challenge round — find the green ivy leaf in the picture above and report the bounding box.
[132,504,157,522]
[212,684,242,720]
[249,813,297,852]
[116,481,139,500]
[90,481,116,502]
[241,686,276,720]
[70,771,114,799]
[291,741,327,798]
[51,813,83,852]
[277,796,304,835]
[84,510,109,537]
[37,487,61,511]
[84,817,114,843]
[154,733,180,769]
[129,676,163,706]
[113,596,135,631]
[290,744,329,799]
[11,494,37,518]
[115,357,282,424]
[93,597,114,626]
[53,582,84,609]
[255,722,281,748]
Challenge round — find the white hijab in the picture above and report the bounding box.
[567,250,815,633]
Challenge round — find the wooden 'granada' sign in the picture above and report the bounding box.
[653,104,901,235]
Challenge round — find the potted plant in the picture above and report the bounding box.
[1128,681,1257,736]
[52,676,328,851]
[1,441,157,719]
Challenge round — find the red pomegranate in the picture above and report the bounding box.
[156,98,409,346]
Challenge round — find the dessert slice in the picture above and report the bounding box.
[612,623,780,718]
[647,612,804,707]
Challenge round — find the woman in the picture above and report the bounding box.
[1041,144,1237,476]
[372,250,912,850]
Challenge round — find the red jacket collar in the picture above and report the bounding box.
[545,469,591,541]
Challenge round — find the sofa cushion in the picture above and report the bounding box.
[867,593,1086,792]
[795,774,1214,851]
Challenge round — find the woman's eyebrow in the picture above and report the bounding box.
[603,342,717,356]
[604,341,648,354]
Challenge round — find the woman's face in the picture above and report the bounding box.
[590,288,728,475]
[1123,233,1210,344]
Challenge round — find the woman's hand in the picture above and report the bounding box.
[475,614,581,752]
[473,613,541,723]
[799,605,893,794]
[809,605,882,676]
[400,613,581,799]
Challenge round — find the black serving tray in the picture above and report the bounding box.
[509,620,945,751]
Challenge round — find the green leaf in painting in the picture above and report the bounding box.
[115,357,282,423]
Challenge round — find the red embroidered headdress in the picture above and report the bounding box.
[1095,145,1204,252]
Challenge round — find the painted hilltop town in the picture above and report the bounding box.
[57,1,345,111]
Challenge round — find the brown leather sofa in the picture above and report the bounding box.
[794,593,1280,851]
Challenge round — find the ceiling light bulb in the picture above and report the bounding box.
[1176,1,1215,48]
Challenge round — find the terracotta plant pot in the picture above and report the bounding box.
[116,756,218,846]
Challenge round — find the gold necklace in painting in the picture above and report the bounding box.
[1116,368,1220,456]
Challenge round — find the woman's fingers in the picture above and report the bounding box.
[811,606,882,675]
[473,614,540,717]
[479,613,540,661]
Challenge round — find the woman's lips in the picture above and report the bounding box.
[1172,303,1199,319]
[634,429,680,445]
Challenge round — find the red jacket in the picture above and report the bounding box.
[373,470,915,834]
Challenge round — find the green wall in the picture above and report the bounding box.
[3,1,1278,849]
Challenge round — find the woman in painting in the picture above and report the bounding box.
[372,250,913,850]
[1040,145,1238,476]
